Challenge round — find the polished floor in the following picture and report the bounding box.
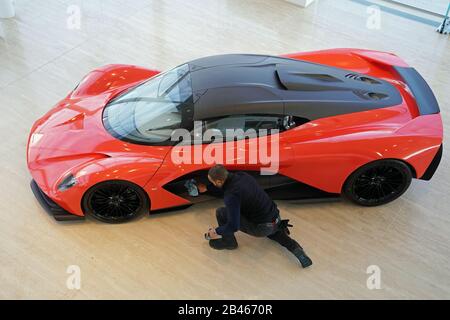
[0,0,449,299]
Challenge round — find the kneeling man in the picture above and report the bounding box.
[200,165,312,268]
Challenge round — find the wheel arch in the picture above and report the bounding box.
[342,158,414,206]
[80,179,151,219]
[341,157,416,193]
[403,159,417,179]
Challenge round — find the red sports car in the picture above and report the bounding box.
[27,49,443,223]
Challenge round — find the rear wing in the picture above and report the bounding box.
[394,67,440,115]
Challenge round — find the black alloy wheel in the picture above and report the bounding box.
[343,160,412,206]
[83,180,149,223]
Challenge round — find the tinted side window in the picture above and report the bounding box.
[204,114,282,141]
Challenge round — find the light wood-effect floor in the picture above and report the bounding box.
[1,0,449,299]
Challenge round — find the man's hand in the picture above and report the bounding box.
[197,183,207,194]
[206,227,221,240]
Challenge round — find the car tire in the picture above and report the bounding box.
[82,180,149,223]
[343,159,412,206]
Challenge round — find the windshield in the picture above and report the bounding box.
[103,64,193,144]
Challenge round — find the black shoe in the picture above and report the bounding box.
[209,237,238,250]
[277,219,293,235]
[293,248,313,268]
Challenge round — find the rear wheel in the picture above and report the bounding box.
[343,160,412,206]
[83,180,149,223]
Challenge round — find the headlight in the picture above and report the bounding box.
[58,174,78,191]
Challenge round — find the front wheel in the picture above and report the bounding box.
[343,160,412,206]
[82,180,149,223]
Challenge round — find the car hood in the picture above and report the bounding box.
[29,93,119,161]
[28,63,168,159]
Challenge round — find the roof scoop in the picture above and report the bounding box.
[345,73,381,84]
[276,65,346,91]
[276,64,386,93]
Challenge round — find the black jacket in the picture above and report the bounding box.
[214,172,279,236]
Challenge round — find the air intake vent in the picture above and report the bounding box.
[297,73,341,82]
[345,74,381,84]
[366,92,388,100]
[353,90,388,101]
[345,73,359,80]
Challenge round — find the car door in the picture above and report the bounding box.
[182,114,295,186]
[148,113,297,208]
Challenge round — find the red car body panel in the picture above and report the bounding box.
[27,64,165,216]
[26,49,444,219]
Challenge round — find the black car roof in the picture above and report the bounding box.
[187,54,402,121]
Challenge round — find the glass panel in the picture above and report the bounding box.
[103,64,193,144]
[204,115,282,141]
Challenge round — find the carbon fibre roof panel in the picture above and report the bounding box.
[188,54,402,120]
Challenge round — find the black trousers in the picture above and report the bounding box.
[216,207,303,253]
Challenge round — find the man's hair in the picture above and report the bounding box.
[208,164,229,181]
